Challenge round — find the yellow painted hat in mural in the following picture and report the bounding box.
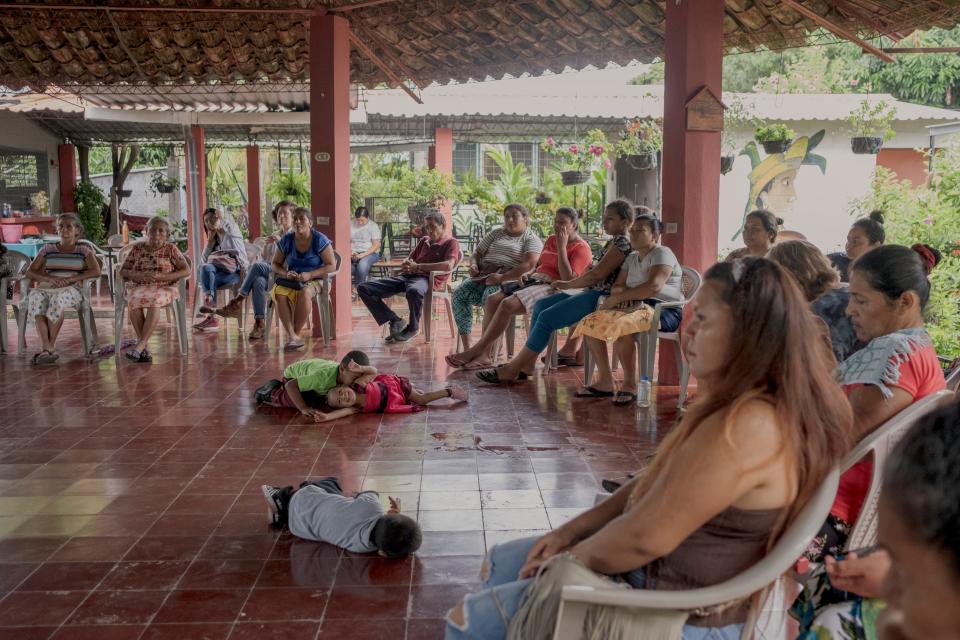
[746,137,809,211]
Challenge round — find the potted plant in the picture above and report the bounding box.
[74,181,107,244]
[266,171,311,207]
[615,118,662,170]
[845,100,896,155]
[404,168,455,225]
[535,191,551,204]
[541,130,609,185]
[149,171,180,196]
[721,97,751,174]
[754,123,795,155]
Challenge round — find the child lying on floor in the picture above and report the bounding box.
[261,477,421,558]
[314,375,469,422]
[255,350,376,419]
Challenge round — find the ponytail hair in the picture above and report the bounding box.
[852,210,885,245]
[911,243,942,276]
[605,198,636,223]
[853,244,936,310]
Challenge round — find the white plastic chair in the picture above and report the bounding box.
[424,253,463,345]
[264,251,342,347]
[17,260,100,356]
[113,244,191,357]
[554,469,841,640]
[1,250,31,354]
[840,389,954,551]
[191,257,246,331]
[582,265,702,408]
[944,359,960,393]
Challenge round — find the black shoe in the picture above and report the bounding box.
[392,325,420,343]
[601,479,623,493]
[139,349,153,363]
[261,484,294,527]
[388,317,405,339]
[256,379,283,405]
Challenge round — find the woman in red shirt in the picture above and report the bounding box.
[446,207,592,370]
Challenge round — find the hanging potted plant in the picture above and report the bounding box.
[721,97,751,175]
[754,123,795,155]
[541,130,608,185]
[404,168,455,226]
[615,118,662,171]
[266,171,311,207]
[149,171,180,196]
[535,191,552,204]
[845,100,896,155]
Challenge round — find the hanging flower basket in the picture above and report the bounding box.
[850,136,884,155]
[760,140,791,155]
[560,170,589,186]
[408,205,440,226]
[535,193,552,204]
[626,152,658,171]
[156,184,175,194]
[117,189,132,198]
[720,155,735,175]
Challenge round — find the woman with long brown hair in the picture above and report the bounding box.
[445,257,854,640]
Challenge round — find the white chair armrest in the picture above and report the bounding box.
[653,299,691,310]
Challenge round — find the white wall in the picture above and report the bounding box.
[717,119,935,256]
[90,166,185,220]
[0,111,61,213]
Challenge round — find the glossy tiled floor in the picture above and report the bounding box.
[0,299,682,640]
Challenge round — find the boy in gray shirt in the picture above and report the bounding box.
[262,477,421,558]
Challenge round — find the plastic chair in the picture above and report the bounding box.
[424,253,463,345]
[840,389,954,551]
[113,245,191,357]
[582,266,702,408]
[264,251,342,347]
[944,357,960,393]
[17,261,100,356]
[554,469,841,640]
[78,240,110,301]
[0,250,31,354]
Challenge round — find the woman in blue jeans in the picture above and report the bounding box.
[194,207,249,331]
[447,258,856,639]
[204,200,295,339]
[476,199,635,384]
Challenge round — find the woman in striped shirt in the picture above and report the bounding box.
[451,204,543,349]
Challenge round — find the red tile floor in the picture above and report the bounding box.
[0,299,682,639]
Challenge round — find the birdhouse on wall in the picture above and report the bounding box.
[685,86,726,132]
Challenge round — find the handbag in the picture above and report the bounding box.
[208,250,239,273]
[275,276,304,290]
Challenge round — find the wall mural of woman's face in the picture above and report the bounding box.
[758,169,798,221]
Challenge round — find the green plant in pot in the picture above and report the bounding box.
[721,97,751,174]
[403,168,455,226]
[149,171,180,196]
[74,181,107,245]
[845,100,896,155]
[615,118,662,171]
[754,123,795,155]
[266,171,311,207]
[541,129,609,185]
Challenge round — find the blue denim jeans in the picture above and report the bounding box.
[525,289,604,353]
[351,252,380,286]
[444,536,744,640]
[239,261,271,319]
[199,263,241,298]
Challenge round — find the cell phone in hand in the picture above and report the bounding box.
[807,545,881,578]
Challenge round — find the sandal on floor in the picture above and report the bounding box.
[539,354,581,367]
[445,354,468,368]
[613,391,637,406]
[476,367,529,385]
[33,350,59,365]
[284,339,306,351]
[575,386,614,398]
[461,360,494,371]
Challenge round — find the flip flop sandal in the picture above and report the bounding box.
[461,360,494,371]
[613,391,638,406]
[575,386,615,398]
[284,340,306,351]
[444,354,468,368]
[476,368,529,385]
[35,350,59,365]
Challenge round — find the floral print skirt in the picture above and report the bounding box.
[571,306,653,342]
[26,286,83,325]
[126,284,179,310]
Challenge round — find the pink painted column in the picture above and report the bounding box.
[246,145,262,240]
[57,143,76,213]
[427,127,454,230]
[659,0,724,385]
[310,11,352,338]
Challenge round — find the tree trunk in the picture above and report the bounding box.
[77,145,90,183]
[109,143,140,236]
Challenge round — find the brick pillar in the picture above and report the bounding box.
[246,145,261,240]
[428,127,454,230]
[58,143,76,213]
[310,12,352,338]
[659,0,724,385]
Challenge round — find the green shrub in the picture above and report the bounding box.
[74,181,106,244]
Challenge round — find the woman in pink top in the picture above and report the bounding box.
[446,207,592,370]
[794,243,946,635]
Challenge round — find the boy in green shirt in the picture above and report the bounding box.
[256,350,375,420]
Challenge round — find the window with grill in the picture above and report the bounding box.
[508,143,534,174]
[453,143,478,183]
[0,149,43,189]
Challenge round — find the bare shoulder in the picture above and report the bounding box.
[697,397,784,463]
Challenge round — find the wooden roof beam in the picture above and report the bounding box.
[780,0,895,62]
[348,32,422,104]
[882,47,960,53]
[825,0,904,42]
[352,21,425,88]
